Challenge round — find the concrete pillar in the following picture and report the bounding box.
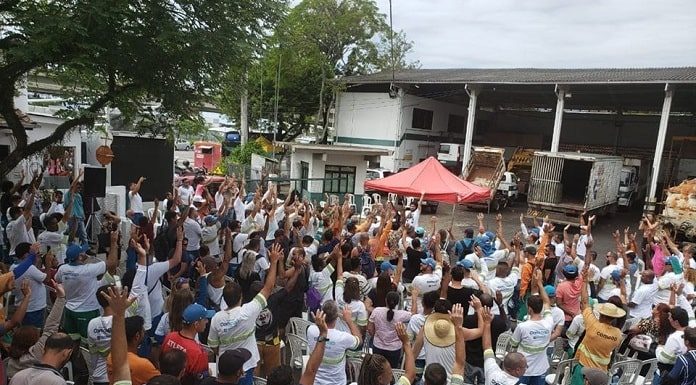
[461,85,478,175]
[551,85,566,152]
[647,84,673,206]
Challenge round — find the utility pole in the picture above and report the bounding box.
[272,53,281,158]
[240,83,249,145]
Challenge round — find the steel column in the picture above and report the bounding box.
[647,84,674,205]
[551,85,566,152]
[461,85,478,175]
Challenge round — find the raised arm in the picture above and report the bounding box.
[495,213,509,250]
[4,280,31,331]
[342,307,363,346]
[131,176,145,194]
[261,243,282,299]
[100,286,135,383]
[300,310,329,385]
[396,323,416,384]
[450,303,467,377]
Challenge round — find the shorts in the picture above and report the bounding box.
[63,308,101,340]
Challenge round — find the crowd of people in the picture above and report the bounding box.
[0,168,694,385]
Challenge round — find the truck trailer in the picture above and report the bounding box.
[462,146,518,211]
[527,151,623,225]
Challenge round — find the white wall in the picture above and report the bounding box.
[289,148,370,199]
[335,92,401,146]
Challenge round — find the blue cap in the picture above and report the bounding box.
[380,261,395,273]
[666,256,683,274]
[420,257,436,270]
[182,303,215,324]
[415,227,425,236]
[457,259,474,270]
[204,215,217,225]
[544,285,556,297]
[65,243,89,263]
[610,269,622,281]
[530,227,540,235]
[484,231,496,242]
[563,265,578,276]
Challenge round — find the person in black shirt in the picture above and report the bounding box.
[403,233,426,283]
[443,265,481,316]
[542,243,558,286]
[462,292,509,385]
[200,348,252,385]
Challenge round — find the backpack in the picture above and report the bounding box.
[457,239,474,260]
[306,286,322,313]
[359,248,376,278]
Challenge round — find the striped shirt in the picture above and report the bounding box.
[576,307,622,369]
[208,293,267,372]
[664,350,696,385]
[511,309,554,376]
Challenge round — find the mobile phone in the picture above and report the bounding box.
[114,275,122,291]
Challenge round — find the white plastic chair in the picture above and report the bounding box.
[371,193,381,205]
[362,195,373,217]
[387,193,398,204]
[495,331,512,362]
[405,197,415,207]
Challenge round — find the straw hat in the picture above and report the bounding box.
[596,303,626,318]
[424,313,455,347]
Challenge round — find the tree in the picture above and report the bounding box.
[217,0,418,144]
[0,0,282,177]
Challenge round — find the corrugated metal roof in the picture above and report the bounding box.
[343,67,696,85]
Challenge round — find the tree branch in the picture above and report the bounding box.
[0,83,139,177]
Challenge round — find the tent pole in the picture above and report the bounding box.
[450,203,456,230]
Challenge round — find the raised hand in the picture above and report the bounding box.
[396,323,409,345]
[176,226,184,242]
[469,295,482,311]
[481,306,493,324]
[269,243,283,263]
[342,307,352,322]
[450,303,464,326]
[477,213,484,221]
[314,310,328,335]
[99,286,135,316]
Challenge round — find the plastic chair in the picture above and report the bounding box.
[636,358,658,385]
[387,193,398,204]
[288,317,313,341]
[405,197,415,207]
[253,377,267,385]
[392,369,406,384]
[346,356,363,383]
[371,193,382,205]
[545,358,577,385]
[549,338,569,371]
[495,331,512,362]
[286,333,308,371]
[609,359,643,385]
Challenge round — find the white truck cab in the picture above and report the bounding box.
[498,171,519,200]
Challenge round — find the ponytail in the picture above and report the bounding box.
[386,291,399,322]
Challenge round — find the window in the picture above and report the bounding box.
[323,165,355,195]
[300,161,309,192]
[448,114,466,133]
[412,108,433,130]
[438,144,451,154]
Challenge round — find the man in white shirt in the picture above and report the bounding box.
[202,215,222,259]
[56,243,107,339]
[597,252,621,302]
[178,179,195,206]
[412,257,443,296]
[11,242,47,328]
[6,192,35,257]
[183,206,203,258]
[307,300,363,385]
[208,243,281,383]
[482,306,526,385]
[37,195,73,264]
[128,176,146,224]
[628,270,657,320]
[87,285,115,385]
[655,257,681,306]
[46,190,65,215]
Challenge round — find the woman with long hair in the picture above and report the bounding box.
[367,291,412,369]
[234,244,262,303]
[358,323,416,385]
[155,288,194,343]
[336,276,368,336]
[366,272,394,313]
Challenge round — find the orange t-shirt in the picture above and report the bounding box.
[106,352,160,385]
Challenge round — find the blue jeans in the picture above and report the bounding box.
[132,212,144,226]
[23,308,45,328]
[69,217,88,244]
[520,375,546,385]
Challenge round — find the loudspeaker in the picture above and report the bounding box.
[83,167,107,198]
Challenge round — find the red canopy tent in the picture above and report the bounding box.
[364,157,490,204]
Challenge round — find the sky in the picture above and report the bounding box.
[375,0,696,68]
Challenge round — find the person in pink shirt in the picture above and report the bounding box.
[367,291,412,369]
[555,265,583,327]
[651,240,666,277]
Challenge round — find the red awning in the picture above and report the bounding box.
[364,157,490,204]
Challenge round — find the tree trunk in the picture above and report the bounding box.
[320,92,336,144]
[240,85,249,145]
[315,68,326,142]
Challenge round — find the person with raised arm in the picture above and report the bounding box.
[481,306,526,385]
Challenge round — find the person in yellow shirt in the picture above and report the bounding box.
[570,259,625,385]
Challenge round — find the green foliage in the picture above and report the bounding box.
[217,0,418,143]
[0,0,284,176]
[229,141,267,165]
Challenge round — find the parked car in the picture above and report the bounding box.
[175,138,192,151]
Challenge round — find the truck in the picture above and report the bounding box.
[507,147,536,196]
[437,143,465,174]
[527,151,623,225]
[662,178,696,242]
[461,146,519,211]
[618,158,649,208]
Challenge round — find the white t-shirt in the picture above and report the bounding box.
[483,249,509,280]
[412,265,443,295]
[155,312,170,338]
[37,221,68,264]
[487,267,520,312]
[463,253,489,279]
[343,271,371,299]
[183,217,202,251]
[11,264,47,312]
[178,186,195,205]
[232,233,250,263]
[576,234,592,257]
[565,314,585,350]
[56,261,107,312]
[598,265,620,300]
[630,282,657,319]
[140,261,171,318]
[127,265,152,331]
[657,330,687,365]
[511,310,554,376]
[307,326,360,385]
[7,216,34,255]
[202,223,221,256]
[208,293,267,372]
[484,349,519,385]
[310,264,335,304]
[424,339,455,378]
[87,315,112,383]
[334,280,368,332]
[550,306,565,330]
[129,191,143,214]
[407,313,427,360]
[655,272,679,306]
